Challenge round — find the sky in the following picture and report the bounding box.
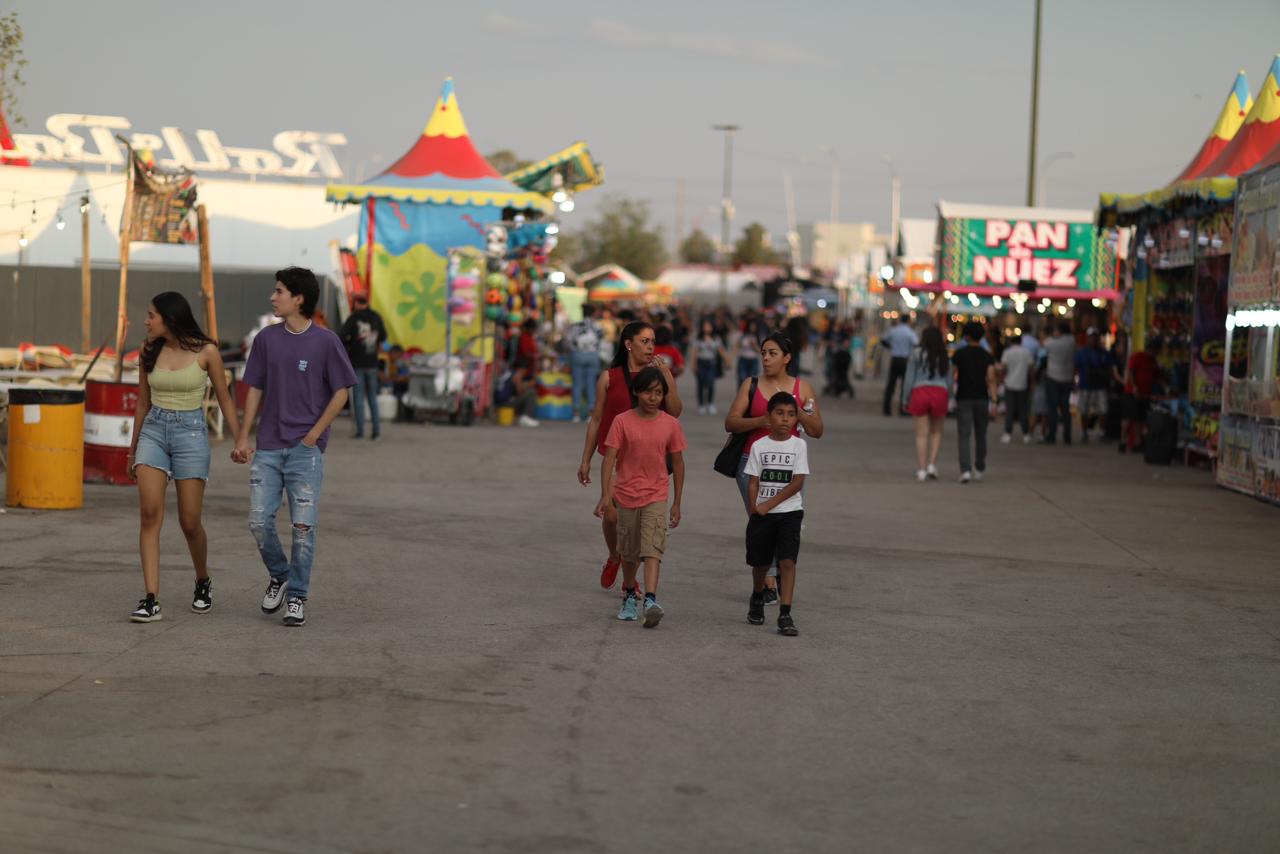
[11,0,1280,252]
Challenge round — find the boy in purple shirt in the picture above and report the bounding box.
[234,267,356,627]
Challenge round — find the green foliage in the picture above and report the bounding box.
[577,195,669,281]
[732,222,782,267]
[0,13,24,126]
[678,228,716,264]
[486,150,532,175]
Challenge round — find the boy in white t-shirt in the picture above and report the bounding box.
[744,392,810,636]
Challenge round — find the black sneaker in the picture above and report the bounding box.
[129,595,162,623]
[747,592,766,625]
[261,577,287,613]
[192,577,213,614]
[777,613,799,637]
[283,597,306,627]
[762,587,779,606]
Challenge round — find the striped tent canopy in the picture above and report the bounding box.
[581,264,645,301]
[326,79,552,213]
[1200,55,1280,178]
[1172,70,1253,183]
[504,141,604,196]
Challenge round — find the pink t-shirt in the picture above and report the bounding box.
[604,410,688,509]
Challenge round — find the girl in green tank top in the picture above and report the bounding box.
[126,292,242,623]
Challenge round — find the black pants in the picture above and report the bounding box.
[883,356,908,414]
[1045,379,1073,443]
[1004,388,1031,436]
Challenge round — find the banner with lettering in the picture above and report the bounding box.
[127,151,198,244]
[938,217,1117,292]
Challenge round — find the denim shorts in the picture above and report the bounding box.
[134,406,210,481]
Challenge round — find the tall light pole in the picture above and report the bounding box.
[1039,151,1073,206]
[886,158,901,261]
[713,124,739,304]
[1026,0,1043,207]
[821,145,840,223]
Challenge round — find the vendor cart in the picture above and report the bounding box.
[401,349,487,426]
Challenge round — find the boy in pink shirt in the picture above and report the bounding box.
[596,367,687,627]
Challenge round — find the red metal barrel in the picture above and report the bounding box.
[83,380,139,485]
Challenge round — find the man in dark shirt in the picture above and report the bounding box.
[951,321,998,483]
[339,292,387,440]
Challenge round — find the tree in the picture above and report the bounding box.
[0,12,26,126]
[577,195,669,280]
[550,230,583,268]
[678,228,716,264]
[486,149,531,175]
[733,222,782,266]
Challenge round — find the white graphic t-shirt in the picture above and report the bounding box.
[744,435,809,513]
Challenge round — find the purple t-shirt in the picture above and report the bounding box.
[242,322,357,452]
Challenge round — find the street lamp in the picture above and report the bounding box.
[712,124,740,304]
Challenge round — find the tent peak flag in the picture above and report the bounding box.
[1172,69,1253,183]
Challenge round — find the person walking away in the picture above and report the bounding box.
[126,292,242,622]
[1074,328,1114,443]
[1000,333,1035,444]
[951,321,998,483]
[578,321,683,591]
[724,334,824,603]
[736,320,761,386]
[1042,321,1076,445]
[744,393,809,636]
[1120,337,1162,453]
[693,320,730,415]
[652,325,686,378]
[567,305,604,424]
[233,267,356,627]
[901,325,951,481]
[595,366,687,628]
[881,315,918,416]
[339,292,386,440]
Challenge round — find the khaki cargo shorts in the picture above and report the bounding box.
[615,501,667,563]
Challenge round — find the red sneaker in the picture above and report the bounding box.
[600,558,620,589]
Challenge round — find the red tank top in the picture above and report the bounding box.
[598,366,671,455]
[742,376,802,457]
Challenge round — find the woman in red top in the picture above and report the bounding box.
[724,333,824,601]
[578,321,684,590]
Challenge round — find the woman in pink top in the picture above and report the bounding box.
[724,333,823,599]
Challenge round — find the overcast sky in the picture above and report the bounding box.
[12,0,1280,248]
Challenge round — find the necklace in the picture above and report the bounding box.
[286,320,313,335]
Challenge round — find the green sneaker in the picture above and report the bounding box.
[642,599,665,629]
[617,591,639,621]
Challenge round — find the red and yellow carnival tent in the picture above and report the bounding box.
[326,78,552,354]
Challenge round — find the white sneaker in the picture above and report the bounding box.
[1001,433,1012,444]
[1023,434,1033,444]
[974,470,985,482]
[572,415,582,424]
[708,403,718,415]
[959,471,972,483]
[518,415,541,427]
[916,469,927,482]
[926,464,938,480]
[697,404,707,415]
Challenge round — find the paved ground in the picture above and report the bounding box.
[2,369,1278,853]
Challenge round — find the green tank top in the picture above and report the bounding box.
[149,360,207,411]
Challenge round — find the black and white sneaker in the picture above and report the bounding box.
[283,597,306,627]
[261,577,288,613]
[192,577,213,613]
[777,614,799,637]
[130,595,162,623]
[747,591,766,625]
[762,587,779,606]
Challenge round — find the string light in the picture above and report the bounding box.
[80,195,90,214]
[56,213,65,230]
[18,233,27,248]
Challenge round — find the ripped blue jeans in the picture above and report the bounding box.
[248,445,324,601]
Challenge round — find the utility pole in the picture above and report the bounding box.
[674,178,686,257]
[887,162,901,261]
[712,124,739,304]
[81,195,91,353]
[1026,0,1043,207]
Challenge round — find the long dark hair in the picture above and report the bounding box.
[919,326,948,378]
[140,292,214,373]
[760,332,792,360]
[611,321,654,369]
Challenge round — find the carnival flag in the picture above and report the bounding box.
[127,149,198,244]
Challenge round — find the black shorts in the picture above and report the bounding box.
[745,510,804,567]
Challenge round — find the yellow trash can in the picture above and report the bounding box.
[496,405,516,427]
[6,387,86,510]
